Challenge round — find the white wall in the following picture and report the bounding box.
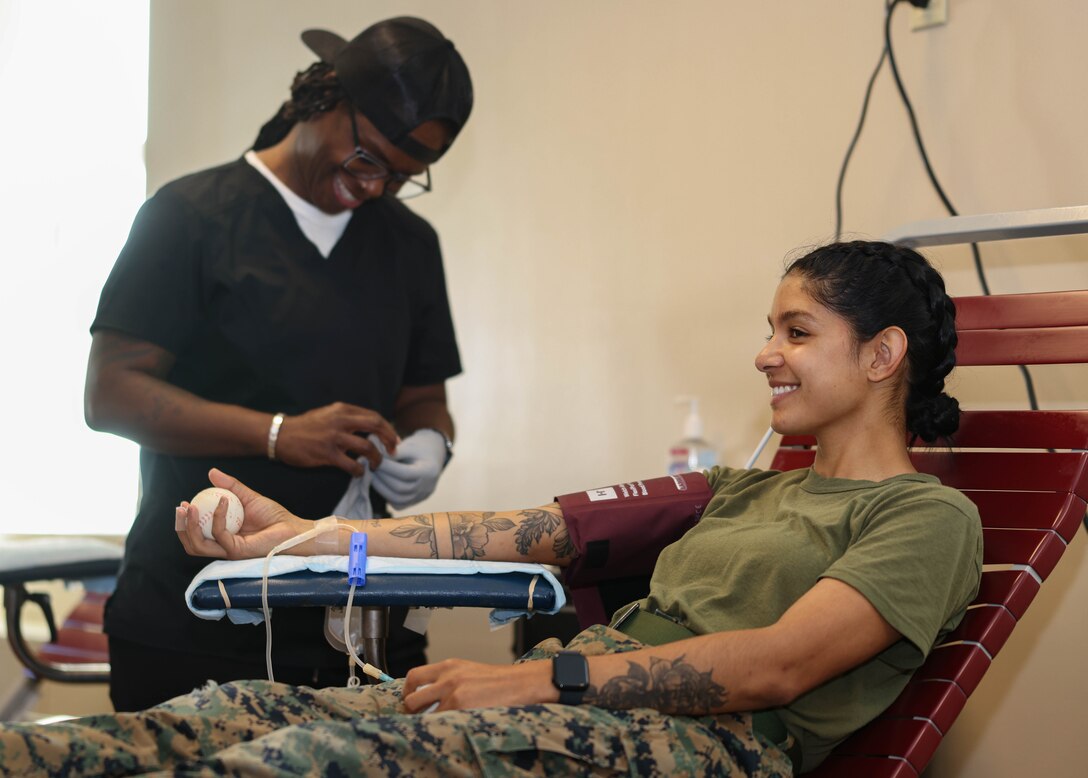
[0,0,148,536]
[111,0,1088,773]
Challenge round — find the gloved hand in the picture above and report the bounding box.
[372,428,449,510]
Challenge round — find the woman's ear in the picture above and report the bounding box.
[866,326,908,383]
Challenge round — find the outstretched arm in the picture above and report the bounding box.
[176,468,577,567]
[402,577,900,716]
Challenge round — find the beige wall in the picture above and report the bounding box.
[138,0,1088,774]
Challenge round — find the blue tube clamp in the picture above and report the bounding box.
[348,532,367,586]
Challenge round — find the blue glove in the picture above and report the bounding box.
[372,429,449,510]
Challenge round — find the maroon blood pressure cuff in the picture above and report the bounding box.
[555,472,713,588]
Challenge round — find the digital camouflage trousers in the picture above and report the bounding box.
[0,625,793,777]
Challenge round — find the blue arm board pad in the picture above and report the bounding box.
[190,571,556,611]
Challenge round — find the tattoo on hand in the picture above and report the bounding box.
[514,508,575,560]
[448,512,515,559]
[389,514,439,558]
[584,656,728,714]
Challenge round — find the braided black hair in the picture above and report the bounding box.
[251,62,346,151]
[785,240,959,443]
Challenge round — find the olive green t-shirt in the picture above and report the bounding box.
[641,466,982,772]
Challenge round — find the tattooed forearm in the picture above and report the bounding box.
[584,656,728,714]
[389,514,439,557]
[448,512,516,559]
[382,505,574,564]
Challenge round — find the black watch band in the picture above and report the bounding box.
[559,687,585,705]
[552,651,589,705]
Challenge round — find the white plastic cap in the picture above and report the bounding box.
[676,396,704,439]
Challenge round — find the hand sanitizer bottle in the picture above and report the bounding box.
[668,396,718,475]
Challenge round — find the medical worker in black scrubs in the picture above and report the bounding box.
[84,17,472,711]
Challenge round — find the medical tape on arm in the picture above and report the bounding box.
[314,516,353,552]
[555,472,713,588]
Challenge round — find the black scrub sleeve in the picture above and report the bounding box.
[91,189,206,355]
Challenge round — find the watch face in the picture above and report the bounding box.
[553,651,589,690]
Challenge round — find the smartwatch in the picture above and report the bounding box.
[552,650,590,705]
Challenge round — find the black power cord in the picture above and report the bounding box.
[835,0,1041,410]
[884,0,991,295]
[833,44,887,241]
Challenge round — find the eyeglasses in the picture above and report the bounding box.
[342,112,432,200]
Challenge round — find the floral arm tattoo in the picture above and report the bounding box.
[448,512,516,560]
[514,507,576,561]
[583,656,728,714]
[389,514,439,557]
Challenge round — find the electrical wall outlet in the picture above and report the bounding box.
[911,0,948,31]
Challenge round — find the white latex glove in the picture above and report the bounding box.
[372,429,448,510]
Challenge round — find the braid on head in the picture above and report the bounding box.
[785,240,960,443]
[252,62,346,150]
[883,248,960,442]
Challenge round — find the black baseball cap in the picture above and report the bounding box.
[302,17,473,165]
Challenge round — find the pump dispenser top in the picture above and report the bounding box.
[681,397,704,439]
[668,396,718,475]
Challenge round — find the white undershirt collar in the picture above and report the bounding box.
[245,150,351,259]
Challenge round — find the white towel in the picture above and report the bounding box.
[185,555,566,628]
[332,462,375,520]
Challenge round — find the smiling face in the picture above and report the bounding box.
[286,105,449,214]
[754,273,876,440]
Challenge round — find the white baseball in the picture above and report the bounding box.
[191,487,245,539]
